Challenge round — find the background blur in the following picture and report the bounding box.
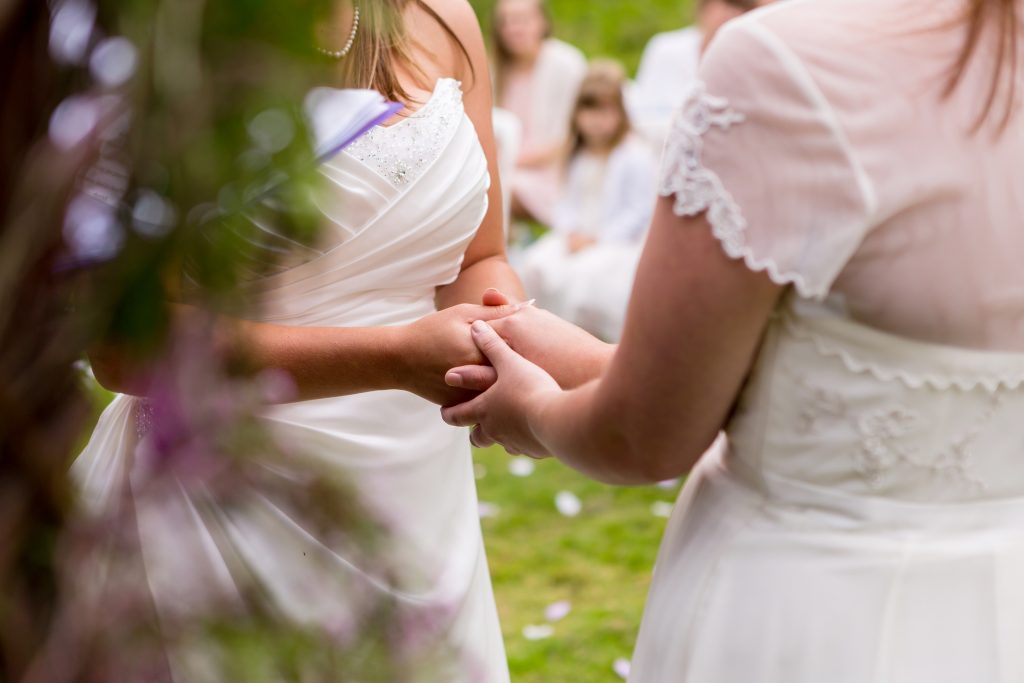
[467,2,697,681]
[470,0,697,74]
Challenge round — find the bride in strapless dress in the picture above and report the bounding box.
[75,1,521,680]
[442,0,1024,680]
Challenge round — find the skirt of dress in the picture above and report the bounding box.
[74,389,510,683]
[629,444,1024,683]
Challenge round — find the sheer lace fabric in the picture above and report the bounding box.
[659,0,1024,351]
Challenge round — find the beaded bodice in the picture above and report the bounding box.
[343,78,465,189]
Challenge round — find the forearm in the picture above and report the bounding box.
[541,342,615,390]
[91,306,408,402]
[435,256,525,309]
[530,366,706,486]
[231,318,406,402]
[528,381,648,485]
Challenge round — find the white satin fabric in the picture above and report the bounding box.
[74,78,509,682]
[630,0,1024,679]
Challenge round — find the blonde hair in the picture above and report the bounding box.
[331,0,473,105]
[564,59,632,164]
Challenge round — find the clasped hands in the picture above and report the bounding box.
[402,288,613,457]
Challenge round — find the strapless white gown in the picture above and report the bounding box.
[630,298,1024,682]
[74,78,509,682]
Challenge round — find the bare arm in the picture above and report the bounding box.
[442,197,783,484]
[429,0,525,310]
[90,301,523,405]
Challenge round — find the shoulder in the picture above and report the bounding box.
[412,0,489,85]
[706,0,885,76]
[619,135,656,161]
[542,38,587,69]
[700,0,901,122]
[644,26,701,58]
[418,0,482,41]
[611,136,657,174]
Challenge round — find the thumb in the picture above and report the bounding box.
[472,298,534,322]
[470,320,517,370]
[481,288,511,307]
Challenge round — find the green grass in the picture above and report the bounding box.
[473,446,680,682]
[469,0,698,75]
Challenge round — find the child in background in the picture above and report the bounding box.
[519,60,656,342]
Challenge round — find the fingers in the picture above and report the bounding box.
[446,365,498,391]
[481,288,511,307]
[470,300,535,322]
[470,424,496,449]
[441,394,484,428]
[470,320,519,371]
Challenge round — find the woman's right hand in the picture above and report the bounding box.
[444,294,615,393]
[393,302,523,406]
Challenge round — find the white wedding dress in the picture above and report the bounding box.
[630,1,1024,680]
[74,78,509,682]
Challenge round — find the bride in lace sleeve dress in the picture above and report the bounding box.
[441,0,1024,680]
[74,1,523,681]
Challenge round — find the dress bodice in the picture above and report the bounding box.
[242,78,489,328]
[727,298,1024,505]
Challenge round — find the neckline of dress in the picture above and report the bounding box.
[376,77,458,131]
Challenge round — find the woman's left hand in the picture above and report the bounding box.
[441,320,562,458]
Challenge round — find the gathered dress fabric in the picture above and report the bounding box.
[629,0,1024,681]
[74,78,510,683]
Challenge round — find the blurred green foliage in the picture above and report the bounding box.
[468,0,697,74]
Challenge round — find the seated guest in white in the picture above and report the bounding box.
[520,61,656,342]
[628,0,759,147]
[491,0,586,226]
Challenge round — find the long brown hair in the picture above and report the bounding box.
[565,60,631,166]
[329,0,474,105]
[947,0,1021,130]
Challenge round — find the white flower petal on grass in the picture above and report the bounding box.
[613,658,632,679]
[522,624,554,641]
[651,501,674,518]
[544,600,571,622]
[657,478,681,490]
[555,491,582,517]
[474,463,487,480]
[478,502,500,519]
[508,458,535,477]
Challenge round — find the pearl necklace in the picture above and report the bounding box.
[316,3,360,60]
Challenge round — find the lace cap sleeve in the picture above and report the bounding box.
[658,20,875,300]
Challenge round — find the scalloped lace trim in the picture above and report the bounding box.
[784,316,1024,393]
[658,82,826,300]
